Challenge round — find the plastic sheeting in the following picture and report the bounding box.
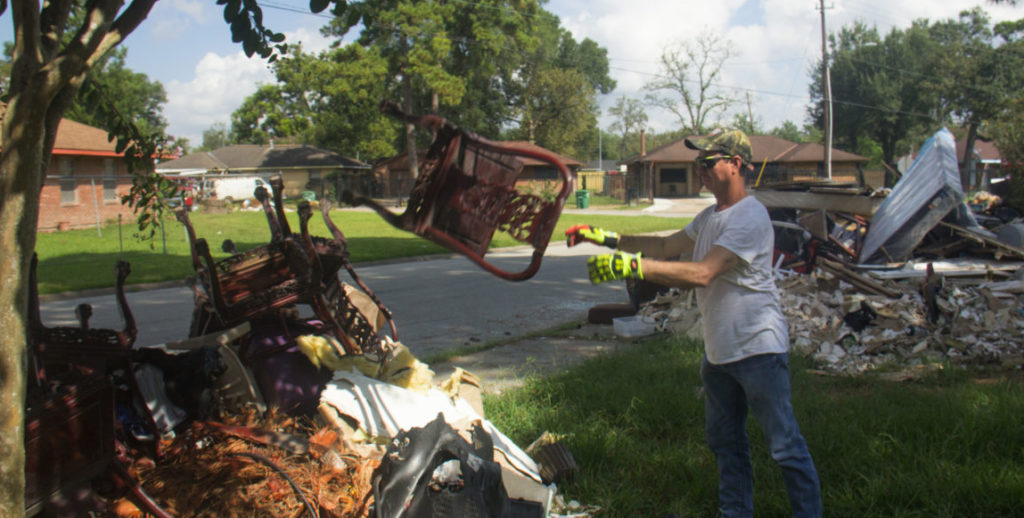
[320,370,544,484]
[859,128,978,264]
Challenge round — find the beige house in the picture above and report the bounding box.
[155,144,370,201]
[620,135,869,199]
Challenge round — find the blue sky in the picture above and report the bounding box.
[2,0,1020,150]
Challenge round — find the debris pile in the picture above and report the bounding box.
[27,167,576,516]
[638,267,1024,377]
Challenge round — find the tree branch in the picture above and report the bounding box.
[108,0,159,60]
[8,0,41,96]
[39,0,74,61]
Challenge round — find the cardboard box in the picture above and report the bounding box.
[613,315,656,337]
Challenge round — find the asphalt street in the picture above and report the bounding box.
[39,197,713,360]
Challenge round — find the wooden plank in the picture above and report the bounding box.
[864,258,1024,279]
[939,221,1024,259]
[752,190,884,218]
[818,258,902,298]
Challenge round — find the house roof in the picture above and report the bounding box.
[956,138,1001,163]
[372,150,428,171]
[774,142,868,163]
[0,102,118,156]
[622,135,868,165]
[50,118,120,156]
[155,144,369,172]
[374,142,584,171]
[499,141,584,168]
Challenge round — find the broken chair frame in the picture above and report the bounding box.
[27,253,138,386]
[176,177,397,358]
[347,101,571,281]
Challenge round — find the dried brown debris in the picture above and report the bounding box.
[116,410,380,517]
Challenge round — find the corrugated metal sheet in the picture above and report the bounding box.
[859,128,978,264]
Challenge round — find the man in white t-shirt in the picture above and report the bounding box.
[567,129,821,518]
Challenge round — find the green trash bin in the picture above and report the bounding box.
[575,189,590,209]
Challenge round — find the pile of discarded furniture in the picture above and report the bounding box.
[24,104,577,517]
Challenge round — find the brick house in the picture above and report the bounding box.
[29,118,143,232]
[620,135,869,200]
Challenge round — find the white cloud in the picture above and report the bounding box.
[165,52,275,143]
[161,25,335,144]
[285,26,334,55]
[169,0,211,24]
[147,0,215,42]
[548,0,1022,133]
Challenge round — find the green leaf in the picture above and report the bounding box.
[310,0,330,14]
[343,5,361,28]
[223,0,241,24]
[243,35,257,57]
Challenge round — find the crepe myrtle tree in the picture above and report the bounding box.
[0,0,355,514]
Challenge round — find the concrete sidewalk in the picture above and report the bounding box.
[431,322,651,395]
[561,195,715,217]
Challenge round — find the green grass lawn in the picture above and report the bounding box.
[33,208,690,294]
[486,335,1024,517]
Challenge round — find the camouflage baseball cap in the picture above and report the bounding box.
[685,129,752,164]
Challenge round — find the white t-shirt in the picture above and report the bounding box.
[684,195,789,364]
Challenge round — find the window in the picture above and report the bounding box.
[103,159,118,201]
[660,168,688,183]
[531,166,559,180]
[60,158,77,204]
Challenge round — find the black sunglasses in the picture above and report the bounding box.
[697,155,734,169]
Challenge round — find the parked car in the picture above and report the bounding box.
[208,176,268,203]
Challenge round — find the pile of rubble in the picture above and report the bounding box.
[642,265,1024,378]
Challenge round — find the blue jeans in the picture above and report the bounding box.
[701,353,821,518]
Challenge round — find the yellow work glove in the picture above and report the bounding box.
[587,251,643,283]
[565,224,619,248]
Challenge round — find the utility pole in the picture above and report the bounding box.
[746,91,754,133]
[819,0,833,180]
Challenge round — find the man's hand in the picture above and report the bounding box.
[587,251,643,283]
[565,224,619,248]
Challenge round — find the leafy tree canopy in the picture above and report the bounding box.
[64,47,168,137]
[608,96,648,160]
[199,122,233,152]
[231,43,397,158]
[809,8,1024,186]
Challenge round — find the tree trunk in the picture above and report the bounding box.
[404,78,419,179]
[0,90,50,518]
[400,36,419,180]
[0,45,84,518]
[961,122,980,191]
